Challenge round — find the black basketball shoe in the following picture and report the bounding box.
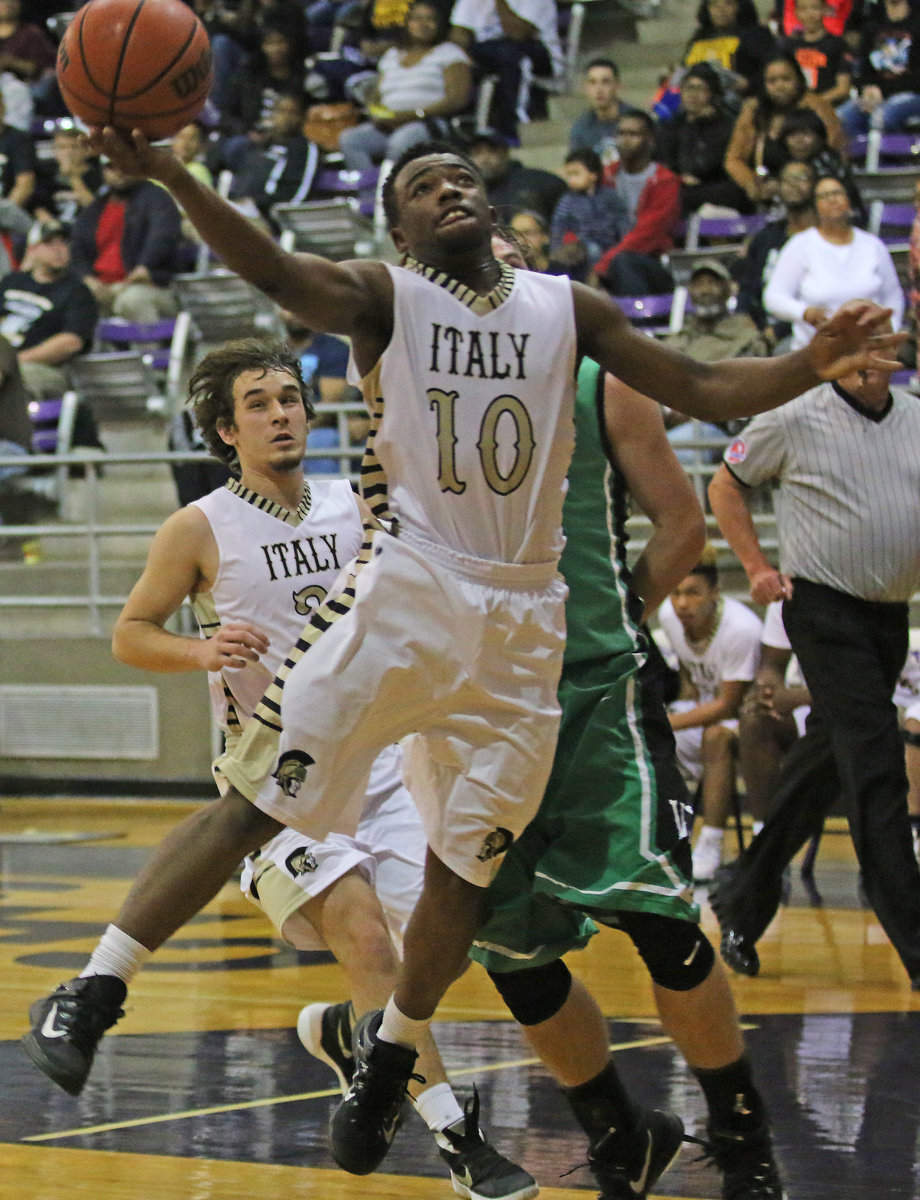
[435,1086,538,1200]
[703,1122,787,1199]
[586,1106,685,1199]
[22,975,127,1095]
[297,1001,355,1093]
[329,1008,420,1175]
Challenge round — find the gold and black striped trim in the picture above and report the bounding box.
[225,478,313,528]
[250,520,379,733]
[403,255,515,315]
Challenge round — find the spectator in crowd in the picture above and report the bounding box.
[777,106,866,224]
[724,51,844,209]
[0,194,33,275]
[656,547,764,883]
[466,128,566,222]
[0,90,35,210]
[339,1,472,170]
[509,207,551,270]
[450,0,563,146]
[0,219,98,400]
[0,0,56,96]
[735,159,817,344]
[0,328,29,473]
[661,259,770,462]
[773,0,854,37]
[171,123,214,191]
[568,57,639,171]
[228,90,320,229]
[779,0,853,104]
[30,124,104,227]
[764,172,904,349]
[682,0,777,105]
[836,0,920,136]
[707,349,920,987]
[218,25,307,140]
[70,161,184,323]
[591,110,681,296]
[656,62,754,215]
[548,147,629,281]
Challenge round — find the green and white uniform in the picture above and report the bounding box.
[472,358,698,973]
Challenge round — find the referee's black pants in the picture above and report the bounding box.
[718,578,920,981]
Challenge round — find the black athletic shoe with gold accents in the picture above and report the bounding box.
[329,1008,421,1175]
[435,1086,538,1200]
[22,975,127,1095]
[702,1123,787,1199]
[587,1107,685,1199]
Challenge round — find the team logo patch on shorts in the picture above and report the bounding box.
[272,750,316,798]
[476,827,513,862]
[285,847,318,875]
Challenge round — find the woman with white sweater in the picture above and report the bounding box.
[764,174,904,349]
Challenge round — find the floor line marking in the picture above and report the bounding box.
[23,1035,680,1142]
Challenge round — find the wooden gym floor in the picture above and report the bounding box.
[2,798,919,1200]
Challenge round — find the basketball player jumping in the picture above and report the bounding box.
[23,130,901,1191]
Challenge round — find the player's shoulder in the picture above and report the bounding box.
[722,596,764,636]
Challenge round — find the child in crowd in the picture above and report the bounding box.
[779,0,852,104]
[549,147,629,281]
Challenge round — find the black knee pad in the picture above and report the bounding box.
[488,959,573,1025]
[904,728,920,748]
[616,910,715,991]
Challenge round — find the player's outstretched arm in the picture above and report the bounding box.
[574,287,904,423]
[602,374,705,617]
[88,128,392,347]
[112,507,270,674]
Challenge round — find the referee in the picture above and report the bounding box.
[707,352,920,988]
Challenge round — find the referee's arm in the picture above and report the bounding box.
[708,464,792,607]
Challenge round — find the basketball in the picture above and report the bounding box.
[56,0,212,140]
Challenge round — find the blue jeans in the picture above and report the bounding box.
[837,91,920,136]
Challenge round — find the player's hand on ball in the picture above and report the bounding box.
[87,126,180,184]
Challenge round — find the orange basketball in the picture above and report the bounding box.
[56,0,212,140]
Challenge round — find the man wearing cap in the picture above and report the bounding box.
[0,219,98,400]
[466,128,566,224]
[666,259,771,364]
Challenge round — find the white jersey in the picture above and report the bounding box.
[191,478,363,727]
[353,260,577,564]
[658,595,763,702]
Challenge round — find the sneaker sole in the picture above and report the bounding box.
[450,1173,539,1200]
[20,1030,86,1096]
[297,1003,351,1094]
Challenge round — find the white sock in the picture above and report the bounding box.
[79,924,151,985]
[698,825,725,846]
[415,1082,464,1132]
[378,995,430,1050]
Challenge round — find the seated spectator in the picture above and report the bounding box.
[0,0,56,101]
[548,148,629,280]
[724,50,844,208]
[70,162,184,323]
[282,307,351,406]
[339,1,472,170]
[773,0,854,37]
[763,172,904,348]
[466,128,566,223]
[30,124,104,226]
[779,0,853,105]
[217,25,307,139]
[682,0,776,106]
[568,57,639,170]
[509,207,551,270]
[450,0,563,146]
[0,219,98,400]
[661,259,769,462]
[656,62,753,215]
[0,329,31,558]
[836,0,920,136]
[0,90,34,210]
[228,90,320,228]
[655,547,763,883]
[591,111,681,296]
[777,106,866,224]
[169,122,215,255]
[0,195,33,274]
[735,159,817,345]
